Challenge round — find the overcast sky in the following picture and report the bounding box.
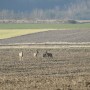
[0,0,78,12]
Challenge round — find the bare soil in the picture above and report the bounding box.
[0,45,90,90]
[0,29,90,44]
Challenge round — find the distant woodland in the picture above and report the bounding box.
[0,0,90,21]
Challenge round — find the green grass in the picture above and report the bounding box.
[0,23,90,29]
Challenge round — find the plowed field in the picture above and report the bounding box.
[0,45,90,90]
[0,29,90,90]
[0,29,90,44]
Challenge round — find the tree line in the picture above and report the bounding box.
[0,0,90,20]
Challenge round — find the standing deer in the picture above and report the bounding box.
[19,51,23,60]
[33,50,39,57]
[43,51,53,58]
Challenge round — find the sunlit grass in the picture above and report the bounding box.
[0,23,90,39]
[0,29,48,39]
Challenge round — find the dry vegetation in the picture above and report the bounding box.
[0,75,90,90]
[0,45,90,90]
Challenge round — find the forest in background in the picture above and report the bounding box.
[0,0,90,20]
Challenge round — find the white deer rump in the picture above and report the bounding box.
[19,52,23,57]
